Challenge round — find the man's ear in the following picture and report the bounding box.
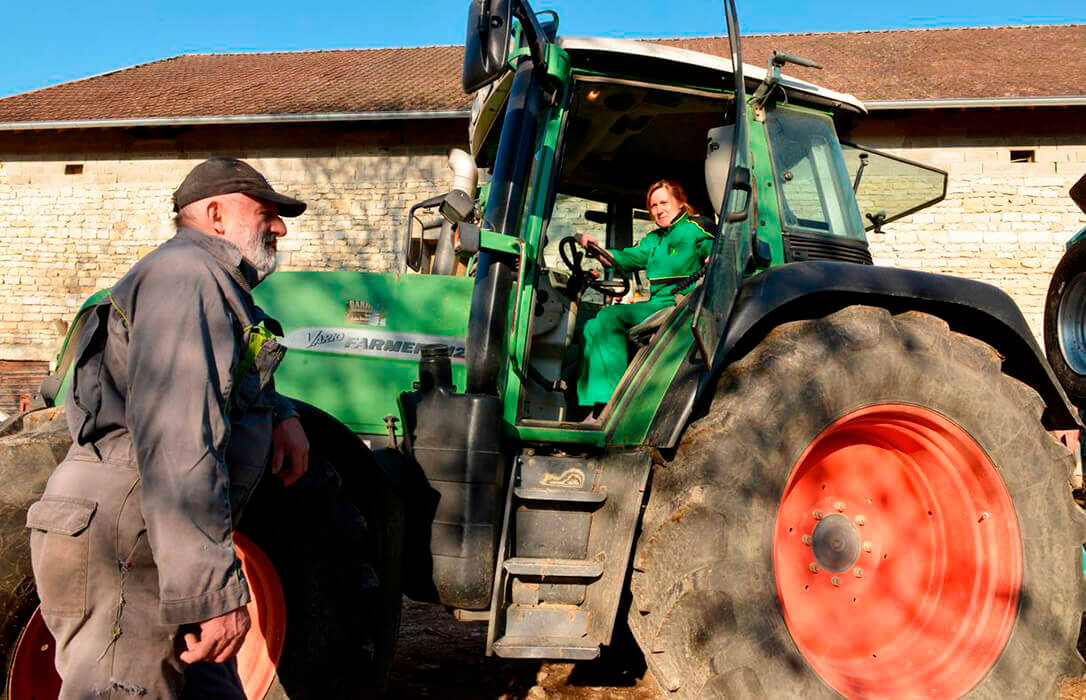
[207,198,226,235]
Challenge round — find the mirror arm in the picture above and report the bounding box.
[752,49,822,111]
[512,0,559,95]
[852,152,869,193]
[513,1,548,70]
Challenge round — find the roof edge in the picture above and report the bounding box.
[867,96,1086,110]
[0,55,185,102]
[0,110,472,132]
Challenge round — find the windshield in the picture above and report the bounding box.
[765,105,865,240]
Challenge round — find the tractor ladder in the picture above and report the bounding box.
[486,450,652,660]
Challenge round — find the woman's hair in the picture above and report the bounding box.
[645,179,697,215]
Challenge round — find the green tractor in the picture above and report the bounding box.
[3,1,1085,698]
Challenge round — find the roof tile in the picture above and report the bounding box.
[0,25,1081,125]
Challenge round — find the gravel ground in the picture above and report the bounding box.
[386,599,1086,700]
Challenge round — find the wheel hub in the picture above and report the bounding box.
[810,514,860,573]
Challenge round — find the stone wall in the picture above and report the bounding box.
[0,120,465,362]
[851,108,1086,340]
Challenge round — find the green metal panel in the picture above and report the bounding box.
[253,271,474,434]
[608,307,696,446]
[749,116,787,268]
[52,288,112,408]
[499,48,573,432]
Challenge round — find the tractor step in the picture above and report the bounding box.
[491,635,601,660]
[503,557,604,578]
[514,486,606,503]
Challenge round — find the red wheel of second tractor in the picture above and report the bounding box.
[6,533,285,700]
[774,404,1021,699]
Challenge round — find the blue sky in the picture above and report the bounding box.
[3,0,1082,99]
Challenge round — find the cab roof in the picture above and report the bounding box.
[559,36,867,126]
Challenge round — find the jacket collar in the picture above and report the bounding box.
[174,227,261,292]
[661,210,690,233]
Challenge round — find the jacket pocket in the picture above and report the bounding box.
[27,497,97,617]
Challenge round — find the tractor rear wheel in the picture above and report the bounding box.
[0,408,401,700]
[1045,235,1086,405]
[237,446,402,699]
[628,306,1086,699]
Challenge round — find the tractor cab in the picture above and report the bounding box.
[402,30,948,439]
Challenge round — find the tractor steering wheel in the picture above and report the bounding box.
[558,236,631,300]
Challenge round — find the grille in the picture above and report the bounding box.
[784,233,873,265]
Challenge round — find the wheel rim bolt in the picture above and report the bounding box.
[978,511,990,522]
[812,510,823,520]
[855,515,866,526]
[863,541,873,553]
[809,562,820,573]
[801,534,812,545]
[853,568,863,578]
[835,501,846,512]
[830,576,840,587]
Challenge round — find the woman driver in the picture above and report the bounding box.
[574,179,714,415]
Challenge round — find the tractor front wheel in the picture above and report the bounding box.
[628,306,1086,699]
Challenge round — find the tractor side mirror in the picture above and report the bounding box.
[1071,173,1085,215]
[463,0,514,93]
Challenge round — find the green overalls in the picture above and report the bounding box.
[577,212,714,406]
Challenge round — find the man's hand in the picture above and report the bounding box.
[272,416,309,487]
[179,606,251,664]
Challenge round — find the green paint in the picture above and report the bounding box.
[51,288,112,407]
[749,110,787,267]
[253,271,473,434]
[478,228,523,256]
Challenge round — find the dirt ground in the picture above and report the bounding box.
[387,599,1086,700]
[385,600,663,699]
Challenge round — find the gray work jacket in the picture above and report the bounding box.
[65,227,297,625]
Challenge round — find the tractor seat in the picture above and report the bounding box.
[629,307,674,345]
[628,279,705,345]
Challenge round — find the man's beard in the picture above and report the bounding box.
[239,229,279,282]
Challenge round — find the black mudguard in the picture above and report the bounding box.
[647,262,1080,448]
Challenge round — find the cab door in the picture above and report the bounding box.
[691,0,755,369]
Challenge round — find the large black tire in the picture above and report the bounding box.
[628,306,1086,699]
[1045,235,1086,406]
[238,439,403,699]
[0,409,72,698]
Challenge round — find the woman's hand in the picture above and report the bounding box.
[574,233,599,249]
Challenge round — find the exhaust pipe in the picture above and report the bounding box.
[448,148,479,195]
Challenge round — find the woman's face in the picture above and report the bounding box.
[649,186,682,228]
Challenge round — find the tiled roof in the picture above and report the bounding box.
[0,25,1082,126]
[657,25,1086,103]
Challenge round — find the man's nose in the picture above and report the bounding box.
[271,217,287,236]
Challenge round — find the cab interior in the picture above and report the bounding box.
[519,78,732,424]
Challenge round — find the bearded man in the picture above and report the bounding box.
[27,157,310,699]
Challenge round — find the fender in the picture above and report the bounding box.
[647,261,1080,448]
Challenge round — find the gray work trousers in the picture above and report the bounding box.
[27,443,246,700]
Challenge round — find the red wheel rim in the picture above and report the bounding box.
[774,404,1021,700]
[8,533,285,700]
[7,605,61,699]
[234,532,287,700]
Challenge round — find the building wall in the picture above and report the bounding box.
[851,108,1086,339]
[0,120,465,363]
[0,109,1084,377]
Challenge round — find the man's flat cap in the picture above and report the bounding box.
[173,157,307,217]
